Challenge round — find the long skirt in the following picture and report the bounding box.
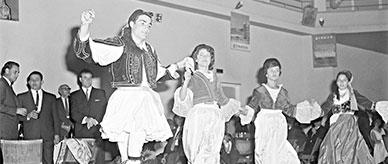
[183,103,225,164]
[318,113,374,164]
[254,109,300,164]
[100,87,172,143]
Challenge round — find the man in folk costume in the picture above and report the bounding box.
[73,9,188,164]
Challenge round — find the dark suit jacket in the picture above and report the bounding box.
[303,126,329,158]
[70,87,107,138]
[0,77,20,139]
[54,97,73,139]
[17,90,56,141]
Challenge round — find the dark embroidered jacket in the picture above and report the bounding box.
[188,71,229,106]
[247,85,296,117]
[73,33,170,88]
[321,89,373,116]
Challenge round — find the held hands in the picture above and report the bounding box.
[233,107,248,117]
[184,57,194,71]
[27,110,39,120]
[176,57,193,69]
[183,69,192,82]
[16,108,27,116]
[85,117,98,129]
[238,107,248,116]
[81,9,95,25]
[182,57,194,83]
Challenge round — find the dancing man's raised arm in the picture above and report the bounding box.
[78,10,94,41]
[74,9,124,65]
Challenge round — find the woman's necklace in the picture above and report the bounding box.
[339,89,347,98]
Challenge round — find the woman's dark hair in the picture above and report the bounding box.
[262,58,281,77]
[333,70,352,100]
[190,44,215,70]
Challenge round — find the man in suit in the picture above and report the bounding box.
[161,116,187,164]
[355,110,374,154]
[54,84,73,141]
[0,61,27,139]
[0,61,27,163]
[17,71,57,164]
[71,69,107,164]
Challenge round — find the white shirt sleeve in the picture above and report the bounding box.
[172,87,194,118]
[156,61,167,81]
[240,106,255,125]
[89,38,124,66]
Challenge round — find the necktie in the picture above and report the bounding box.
[10,85,16,95]
[85,88,89,101]
[65,98,69,116]
[35,90,39,107]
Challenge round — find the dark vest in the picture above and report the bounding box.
[110,35,158,88]
[74,32,159,88]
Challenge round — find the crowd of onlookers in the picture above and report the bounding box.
[0,61,111,164]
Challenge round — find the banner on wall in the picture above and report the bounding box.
[231,12,250,51]
[0,0,19,21]
[312,34,337,68]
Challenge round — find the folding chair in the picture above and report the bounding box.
[0,139,43,164]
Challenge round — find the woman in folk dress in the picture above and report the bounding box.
[240,58,300,164]
[173,44,242,164]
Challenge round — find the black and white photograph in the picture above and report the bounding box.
[0,0,387,164]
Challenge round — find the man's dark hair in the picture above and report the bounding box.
[26,71,44,89]
[27,71,44,82]
[78,69,93,78]
[1,61,19,76]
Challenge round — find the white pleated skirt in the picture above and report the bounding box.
[254,109,300,164]
[100,87,172,143]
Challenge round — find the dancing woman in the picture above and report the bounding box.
[173,44,242,164]
[318,70,374,164]
[240,58,300,164]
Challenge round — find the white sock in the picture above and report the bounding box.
[117,141,128,162]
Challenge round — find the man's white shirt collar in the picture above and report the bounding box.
[2,76,11,86]
[30,89,43,113]
[82,86,92,92]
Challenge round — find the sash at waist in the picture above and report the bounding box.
[195,101,219,108]
[260,109,282,113]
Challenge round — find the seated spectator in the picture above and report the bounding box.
[220,133,238,164]
[301,116,328,164]
[286,115,307,156]
[160,115,186,164]
[371,112,388,164]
